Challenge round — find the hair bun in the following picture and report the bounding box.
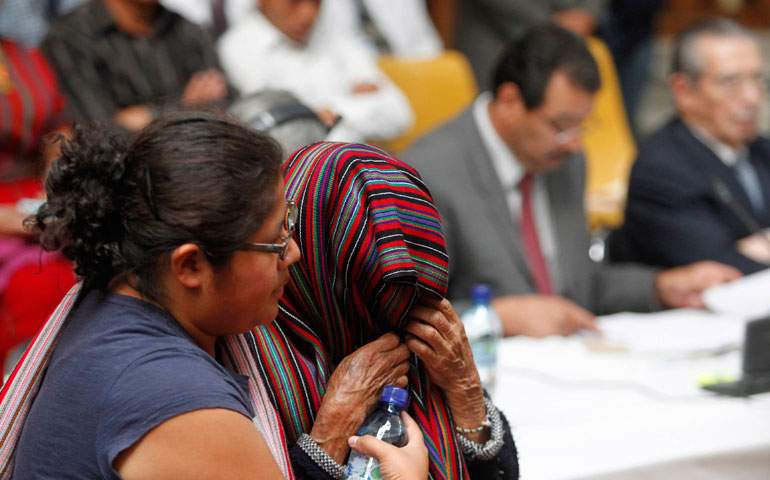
[31,126,130,289]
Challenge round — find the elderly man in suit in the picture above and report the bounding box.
[616,18,770,274]
[404,24,741,338]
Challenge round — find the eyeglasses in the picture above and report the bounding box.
[542,115,595,145]
[703,73,767,95]
[240,201,297,260]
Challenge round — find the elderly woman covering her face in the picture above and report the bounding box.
[247,142,519,479]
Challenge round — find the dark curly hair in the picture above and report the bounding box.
[26,110,284,301]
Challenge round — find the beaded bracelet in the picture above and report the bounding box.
[454,417,491,434]
[296,433,347,480]
[455,396,505,461]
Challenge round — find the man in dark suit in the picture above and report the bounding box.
[404,24,740,338]
[617,19,770,274]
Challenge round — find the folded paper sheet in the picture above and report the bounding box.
[589,309,747,355]
[702,268,770,318]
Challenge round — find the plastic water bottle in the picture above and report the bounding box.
[346,386,408,480]
[461,284,503,392]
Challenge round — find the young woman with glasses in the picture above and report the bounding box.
[7,111,427,479]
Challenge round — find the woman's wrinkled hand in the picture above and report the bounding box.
[310,332,410,463]
[404,297,488,443]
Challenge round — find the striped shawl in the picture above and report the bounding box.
[247,143,470,479]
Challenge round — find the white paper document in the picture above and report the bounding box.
[702,267,770,318]
[589,309,747,355]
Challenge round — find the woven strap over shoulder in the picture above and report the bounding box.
[0,283,81,479]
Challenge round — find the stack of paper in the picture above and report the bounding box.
[591,309,746,355]
[702,268,770,318]
[589,269,770,355]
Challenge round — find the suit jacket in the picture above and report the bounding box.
[455,0,606,87]
[619,117,770,274]
[403,108,656,315]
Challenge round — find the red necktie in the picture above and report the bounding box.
[518,174,553,295]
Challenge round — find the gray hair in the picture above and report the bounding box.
[672,18,755,79]
[229,89,327,158]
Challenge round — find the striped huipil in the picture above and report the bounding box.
[248,142,471,480]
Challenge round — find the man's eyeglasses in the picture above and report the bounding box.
[240,201,297,260]
[543,116,595,145]
[704,73,768,95]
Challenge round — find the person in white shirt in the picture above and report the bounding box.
[312,0,443,59]
[218,0,413,143]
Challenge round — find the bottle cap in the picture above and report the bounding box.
[470,284,492,305]
[380,386,408,408]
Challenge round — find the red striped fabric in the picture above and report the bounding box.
[0,39,65,179]
[247,143,469,479]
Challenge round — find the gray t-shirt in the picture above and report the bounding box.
[13,290,254,479]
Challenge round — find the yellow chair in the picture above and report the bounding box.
[377,50,478,153]
[582,36,637,230]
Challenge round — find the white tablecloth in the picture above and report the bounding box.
[493,335,770,479]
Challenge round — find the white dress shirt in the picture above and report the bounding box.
[687,122,765,213]
[473,93,562,292]
[217,10,414,142]
[313,0,443,59]
[687,122,747,167]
